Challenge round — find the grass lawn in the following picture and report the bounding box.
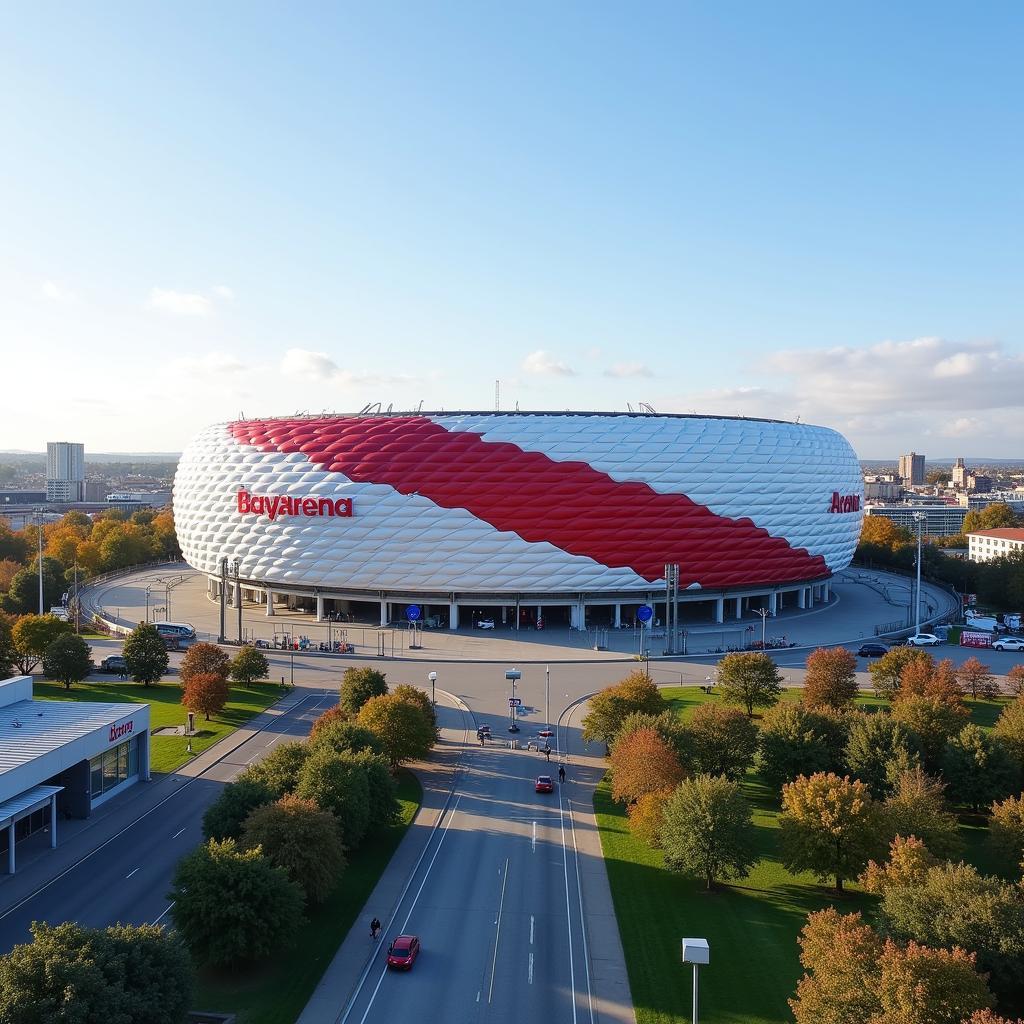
[34,679,283,773]
[597,686,1015,1024]
[193,771,423,1024]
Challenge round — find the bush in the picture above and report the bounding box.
[240,795,346,904]
[581,672,665,746]
[844,712,921,798]
[229,645,269,684]
[609,728,685,805]
[295,748,371,848]
[940,724,1019,812]
[179,641,230,686]
[989,794,1024,878]
[356,693,435,768]
[169,838,304,966]
[309,719,384,757]
[41,634,92,690]
[687,705,758,779]
[660,774,757,889]
[202,779,275,841]
[715,651,783,717]
[802,647,858,710]
[756,703,847,791]
[238,741,310,798]
[181,672,230,721]
[339,667,388,717]
[122,621,169,686]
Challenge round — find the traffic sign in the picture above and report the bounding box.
[508,697,522,707]
[637,605,653,623]
[405,604,421,622]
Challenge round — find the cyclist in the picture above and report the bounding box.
[370,917,382,941]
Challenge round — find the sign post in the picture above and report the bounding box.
[406,605,421,650]
[505,668,522,732]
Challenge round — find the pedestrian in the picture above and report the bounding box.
[544,745,551,762]
[370,917,381,940]
[558,764,566,784]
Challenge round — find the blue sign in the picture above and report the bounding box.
[405,604,421,622]
[636,605,653,623]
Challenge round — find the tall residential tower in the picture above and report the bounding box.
[46,441,85,502]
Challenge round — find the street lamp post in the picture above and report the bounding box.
[34,509,44,615]
[754,607,769,649]
[913,512,925,634]
[545,664,550,734]
[681,938,710,1024]
[428,671,437,707]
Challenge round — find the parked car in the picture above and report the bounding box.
[478,723,491,735]
[857,643,889,657]
[993,637,1024,652]
[535,775,554,794]
[386,935,421,970]
[99,655,127,674]
[475,618,496,630]
[906,633,941,647]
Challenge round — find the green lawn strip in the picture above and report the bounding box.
[34,680,282,773]
[193,771,423,1024]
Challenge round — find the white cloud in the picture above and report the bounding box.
[932,352,978,378]
[280,348,416,386]
[41,279,74,302]
[171,351,247,375]
[522,350,575,376]
[604,361,653,379]
[149,288,212,316]
[212,285,235,301]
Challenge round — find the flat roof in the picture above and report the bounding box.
[0,698,140,776]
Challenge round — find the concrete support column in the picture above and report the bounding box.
[798,588,806,610]
[614,603,621,628]
[316,595,324,622]
[807,586,814,608]
[50,795,57,848]
[7,822,14,874]
[714,597,725,623]
[769,591,778,616]
[208,577,217,598]
[265,588,275,616]
[379,601,388,627]
[735,596,743,619]
[449,602,459,630]
[570,604,583,630]
[823,581,831,602]
[235,580,243,611]
[140,733,151,782]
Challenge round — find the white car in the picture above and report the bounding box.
[906,633,941,647]
[475,618,496,630]
[993,637,1024,652]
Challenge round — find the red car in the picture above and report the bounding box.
[535,775,554,793]
[386,935,421,970]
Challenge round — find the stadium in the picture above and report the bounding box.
[172,412,863,630]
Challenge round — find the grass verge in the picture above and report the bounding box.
[34,679,283,773]
[193,770,423,1024]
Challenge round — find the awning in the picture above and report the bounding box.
[0,784,64,829]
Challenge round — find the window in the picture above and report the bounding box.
[90,756,103,798]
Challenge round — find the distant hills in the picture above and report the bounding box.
[0,451,181,464]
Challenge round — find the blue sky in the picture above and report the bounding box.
[2,2,1022,456]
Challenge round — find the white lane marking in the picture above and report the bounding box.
[529,951,534,984]
[530,915,535,945]
[351,796,463,1024]
[125,867,139,879]
[559,788,578,1024]
[476,992,481,1003]
[532,820,537,853]
[171,827,186,839]
[265,735,282,747]
[151,901,174,926]
[487,857,510,1004]
[568,797,596,1024]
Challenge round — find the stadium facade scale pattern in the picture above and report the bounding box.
[173,412,862,628]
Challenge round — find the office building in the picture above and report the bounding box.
[967,529,1024,563]
[46,441,85,502]
[865,503,967,537]
[898,452,925,487]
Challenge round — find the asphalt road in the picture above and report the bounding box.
[0,687,336,950]
[341,743,591,1024]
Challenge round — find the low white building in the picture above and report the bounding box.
[967,528,1024,563]
[0,676,150,873]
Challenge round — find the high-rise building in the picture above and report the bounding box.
[898,452,925,487]
[952,457,968,489]
[46,441,85,502]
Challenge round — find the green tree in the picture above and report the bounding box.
[202,779,275,841]
[179,641,230,685]
[393,683,437,731]
[1,557,66,615]
[0,612,16,678]
[169,838,304,966]
[756,702,847,791]
[345,748,399,829]
[0,519,30,563]
[0,920,194,1024]
[715,651,783,717]
[993,697,1024,767]
[238,740,310,798]
[41,634,93,689]
[122,621,169,686]
[891,696,969,771]
[660,775,757,889]
[581,672,665,746]
[964,502,1019,533]
[182,672,230,721]
[802,647,859,710]
[869,647,934,702]
[844,712,921,798]
[309,719,384,757]
[779,772,886,891]
[989,794,1024,879]
[339,667,389,717]
[356,693,436,768]
[229,645,269,684]
[241,795,347,904]
[687,705,758,779]
[882,765,963,861]
[940,725,1019,812]
[11,614,73,673]
[295,748,372,848]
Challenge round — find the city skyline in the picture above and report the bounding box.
[3,3,1022,456]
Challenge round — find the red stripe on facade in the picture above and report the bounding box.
[228,417,829,587]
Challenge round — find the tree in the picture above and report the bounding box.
[310,704,351,738]
[861,835,939,895]
[988,794,1024,878]
[202,779,275,841]
[844,712,921,798]
[339,667,389,717]
[660,775,757,889]
[229,645,269,685]
[611,709,691,767]
[1,557,66,615]
[122,621,169,686]
[964,502,1019,533]
[687,705,758,779]
[239,740,310,798]
[309,718,383,756]
[993,697,1024,767]
[891,696,969,771]
[0,921,194,1024]
[10,614,73,673]
[182,672,230,721]
[940,725,1019,812]
[964,1012,1024,1024]
[803,647,859,710]
[294,748,371,848]
[860,515,914,549]
[883,765,964,861]
[1005,665,1024,700]
[869,648,934,702]
[609,728,685,805]
[179,641,230,686]
[169,838,304,966]
[779,772,886,891]
[756,702,847,791]
[876,860,1024,997]
[957,657,998,701]
[0,612,16,678]
[241,795,346,904]
[356,693,435,768]
[346,748,399,829]
[41,634,92,689]
[581,671,665,746]
[393,683,437,730]
[626,788,673,848]
[715,652,783,716]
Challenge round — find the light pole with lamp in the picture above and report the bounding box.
[428,671,437,707]
[754,606,769,649]
[681,938,710,1024]
[545,664,550,735]
[34,508,44,615]
[145,584,154,623]
[912,511,925,634]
